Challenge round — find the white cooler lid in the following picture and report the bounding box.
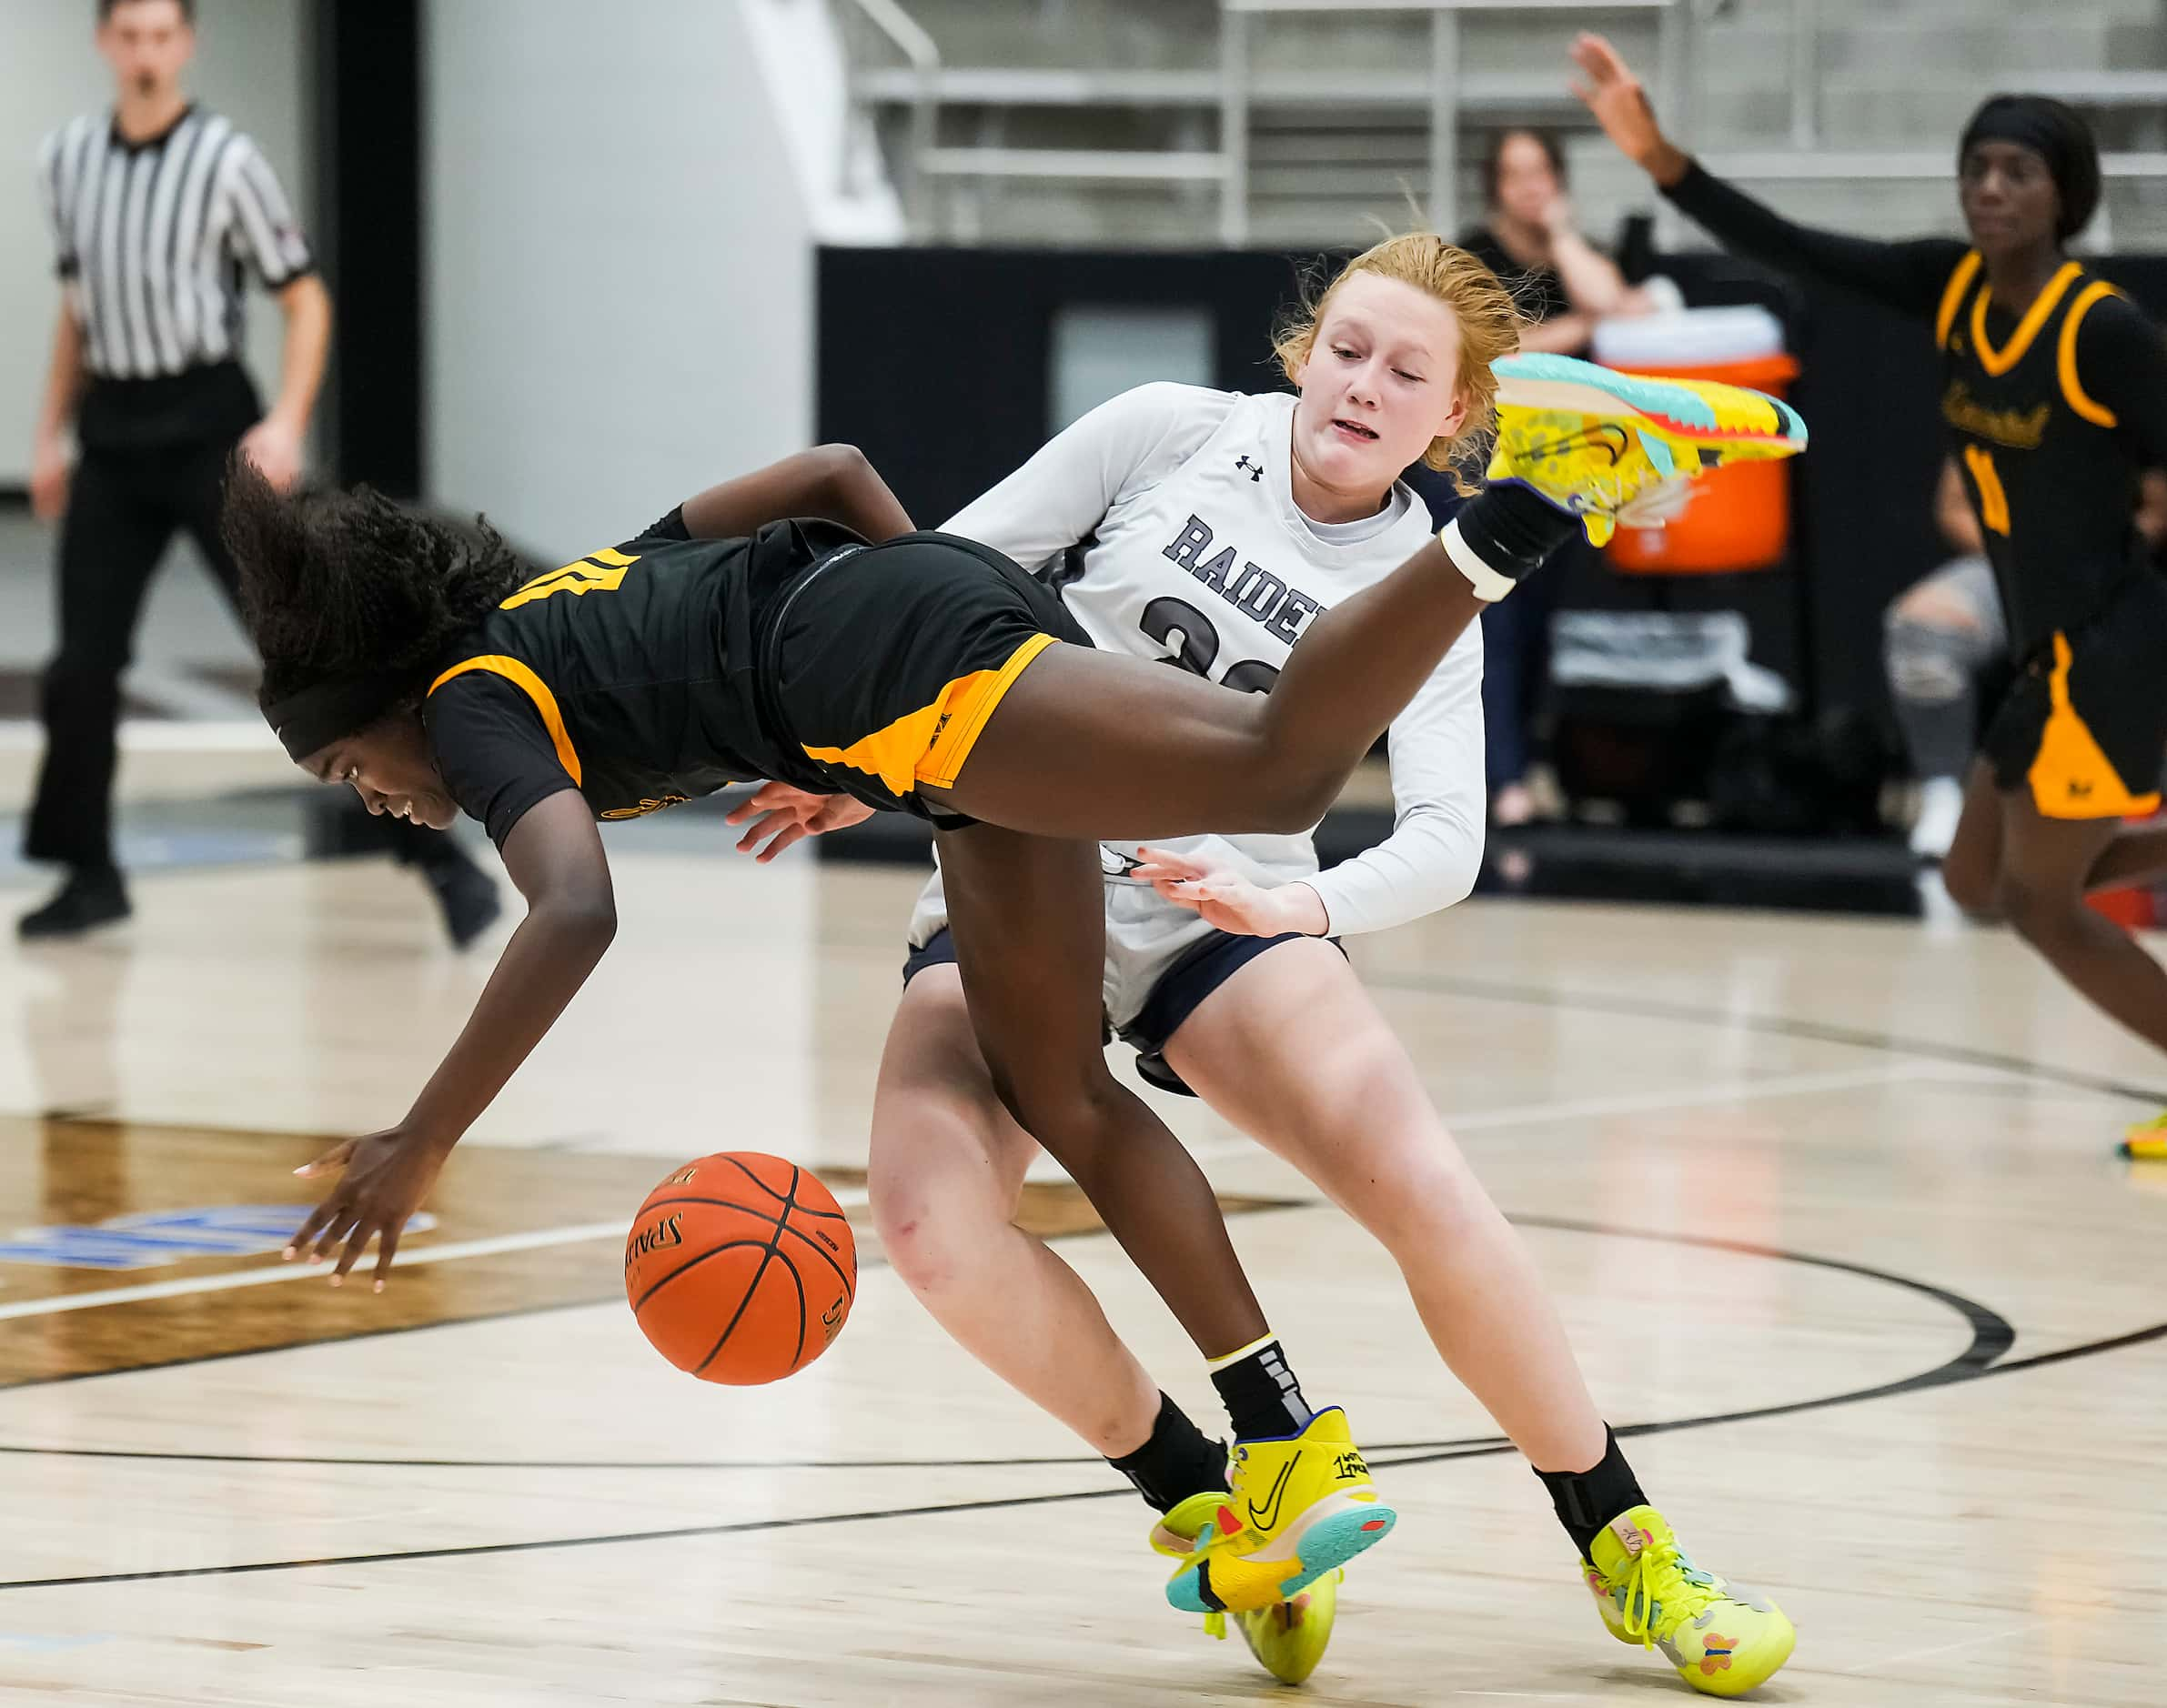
[1589,304,1786,368]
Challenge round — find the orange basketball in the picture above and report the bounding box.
[624,1151,857,1385]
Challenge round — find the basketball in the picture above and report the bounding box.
[623,1151,857,1385]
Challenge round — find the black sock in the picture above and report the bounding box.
[1106,1392,1228,1514]
[1208,1334,1315,1442]
[1535,1426,1649,1560]
[1455,478,1581,578]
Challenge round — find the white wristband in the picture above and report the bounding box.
[1440,517,1517,602]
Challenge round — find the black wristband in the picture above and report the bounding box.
[1456,479,1582,579]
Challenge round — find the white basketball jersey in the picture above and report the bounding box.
[942,384,1486,935]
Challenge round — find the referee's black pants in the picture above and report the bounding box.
[25,437,456,874]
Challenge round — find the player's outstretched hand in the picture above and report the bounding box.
[284,1128,449,1292]
[1130,845,1328,939]
[1568,34,1670,173]
[725,782,876,861]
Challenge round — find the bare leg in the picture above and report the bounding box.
[2083,819,2167,894]
[1164,940,1607,1473]
[1937,759,2008,918]
[933,822,1268,1356]
[933,535,1496,839]
[868,965,1164,1456]
[1997,791,2167,1054]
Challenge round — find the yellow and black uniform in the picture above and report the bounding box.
[425,510,1087,848]
[1664,161,2167,818]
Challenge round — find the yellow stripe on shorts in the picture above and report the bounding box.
[2028,633,2161,820]
[802,633,1058,798]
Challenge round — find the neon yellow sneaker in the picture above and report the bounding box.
[1583,1507,1796,1697]
[1151,1492,1340,1684]
[2119,1111,2167,1158]
[1492,352,1809,547]
[1163,1407,1393,1617]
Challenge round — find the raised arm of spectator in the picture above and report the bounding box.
[1517,310,1599,355]
[1541,197,1655,319]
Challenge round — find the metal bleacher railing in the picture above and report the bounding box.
[844,0,2167,246]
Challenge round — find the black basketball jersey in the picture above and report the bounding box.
[1659,162,2167,657]
[1935,254,2163,651]
[425,514,862,847]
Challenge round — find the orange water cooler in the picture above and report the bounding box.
[1592,306,1798,576]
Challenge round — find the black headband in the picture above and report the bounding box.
[263,671,416,762]
[1960,96,2101,238]
[1963,106,2063,163]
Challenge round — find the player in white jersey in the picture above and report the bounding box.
[730,237,1798,1695]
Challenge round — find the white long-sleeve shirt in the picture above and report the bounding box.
[942,383,1485,935]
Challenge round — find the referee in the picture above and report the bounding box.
[22,0,500,945]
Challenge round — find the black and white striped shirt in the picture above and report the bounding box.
[37,105,314,382]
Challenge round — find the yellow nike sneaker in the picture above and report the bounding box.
[1163,1407,1393,1618]
[1582,1506,1795,1697]
[1151,1491,1340,1684]
[1492,352,1809,548]
[2119,1111,2167,1158]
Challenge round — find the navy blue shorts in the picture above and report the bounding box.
[901,924,1339,1097]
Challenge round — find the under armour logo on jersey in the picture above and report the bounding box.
[1235,456,1264,482]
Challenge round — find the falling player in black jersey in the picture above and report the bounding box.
[221,339,1802,1612]
[1575,35,2167,1153]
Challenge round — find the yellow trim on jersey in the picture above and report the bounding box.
[2056,279,2124,429]
[801,633,1059,798]
[428,655,583,787]
[1961,444,2011,537]
[2029,633,2161,819]
[499,553,637,610]
[1970,261,2082,377]
[1935,250,1983,349]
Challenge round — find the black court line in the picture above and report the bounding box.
[7,1303,2163,1593]
[2,1002,2159,1589]
[2,1216,2162,1591]
[1364,970,2167,1106]
[0,1212,2012,1472]
[0,1215,2043,1598]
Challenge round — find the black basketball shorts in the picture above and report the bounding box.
[1984,578,2167,819]
[760,531,1091,823]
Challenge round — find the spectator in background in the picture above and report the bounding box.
[1444,129,1659,824]
[23,0,498,943]
[1890,459,2167,860]
[1461,129,1662,357]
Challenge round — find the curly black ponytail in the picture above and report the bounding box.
[223,456,529,709]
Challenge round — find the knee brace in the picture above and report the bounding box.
[1885,613,1990,705]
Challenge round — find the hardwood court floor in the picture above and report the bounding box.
[1,849,2164,1705]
